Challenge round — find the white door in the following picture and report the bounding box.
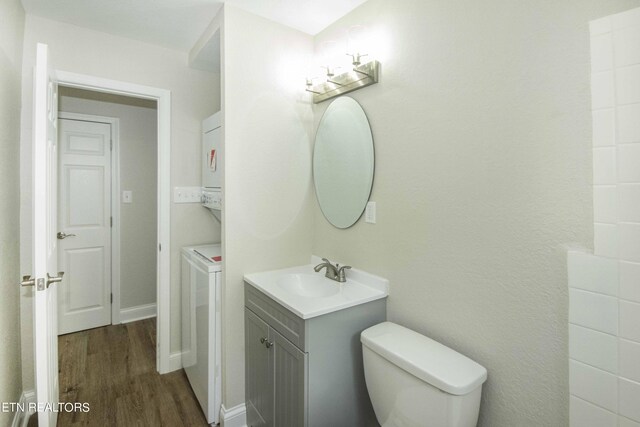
[28,42,61,427]
[57,118,112,334]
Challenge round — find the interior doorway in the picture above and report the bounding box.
[56,87,158,335]
[52,70,173,374]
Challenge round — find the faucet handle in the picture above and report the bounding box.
[321,258,331,264]
[337,265,351,282]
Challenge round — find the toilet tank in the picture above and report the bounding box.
[361,322,487,427]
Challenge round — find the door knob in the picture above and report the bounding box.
[260,337,266,344]
[46,272,64,288]
[57,232,76,239]
[20,275,36,287]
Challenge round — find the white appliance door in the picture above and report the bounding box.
[202,125,221,188]
[183,256,213,423]
[32,42,60,427]
[181,253,197,368]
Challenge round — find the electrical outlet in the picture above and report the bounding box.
[174,187,203,203]
[365,201,376,224]
[122,191,133,204]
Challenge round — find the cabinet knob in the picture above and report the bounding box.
[265,341,273,349]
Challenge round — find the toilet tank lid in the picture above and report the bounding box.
[361,322,487,396]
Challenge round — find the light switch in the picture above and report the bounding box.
[365,201,376,224]
[122,191,133,204]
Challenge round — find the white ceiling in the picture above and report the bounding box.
[20,0,368,52]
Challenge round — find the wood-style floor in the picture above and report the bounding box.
[54,318,209,427]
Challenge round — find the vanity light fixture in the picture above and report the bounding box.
[305,27,381,103]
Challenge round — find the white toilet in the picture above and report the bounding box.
[361,322,487,427]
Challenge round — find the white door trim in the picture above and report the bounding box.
[55,70,172,374]
[58,112,121,325]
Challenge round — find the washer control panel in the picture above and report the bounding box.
[202,188,222,210]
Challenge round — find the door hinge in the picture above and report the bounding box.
[159,243,162,251]
[110,216,113,227]
[110,293,113,304]
[110,140,113,151]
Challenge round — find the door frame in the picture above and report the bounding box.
[57,112,121,326]
[55,70,172,374]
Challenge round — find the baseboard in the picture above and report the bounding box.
[220,403,247,427]
[168,351,182,372]
[11,389,36,427]
[120,303,156,324]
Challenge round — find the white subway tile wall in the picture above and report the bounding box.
[569,324,618,373]
[570,396,617,427]
[620,261,640,302]
[619,379,640,422]
[570,360,618,412]
[616,66,640,105]
[619,339,640,382]
[593,147,617,185]
[567,251,618,296]
[594,186,618,224]
[569,8,640,424]
[592,109,616,147]
[618,144,640,181]
[619,223,640,262]
[612,7,640,30]
[594,223,618,258]
[620,416,640,427]
[620,301,640,342]
[613,27,640,67]
[618,185,640,223]
[617,105,640,143]
[592,71,616,109]
[590,16,612,37]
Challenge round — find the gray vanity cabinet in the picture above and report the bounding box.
[244,282,385,427]
[245,310,273,427]
[245,309,306,427]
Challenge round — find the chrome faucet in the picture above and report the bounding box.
[314,258,351,283]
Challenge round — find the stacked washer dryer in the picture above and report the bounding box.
[181,111,224,425]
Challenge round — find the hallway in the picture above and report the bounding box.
[54,318,208,426]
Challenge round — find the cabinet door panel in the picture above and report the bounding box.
[272,328,307,427]
[245,309,272,427]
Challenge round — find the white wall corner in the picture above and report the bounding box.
[119,303,157,324]
[220,403,247,427]
[11,389,36,427]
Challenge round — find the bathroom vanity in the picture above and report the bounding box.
[243,260,388,427]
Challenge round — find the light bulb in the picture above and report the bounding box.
[347,25,369,66]
[321,40,341,79]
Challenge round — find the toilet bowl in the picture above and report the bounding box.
[361,322,487,427]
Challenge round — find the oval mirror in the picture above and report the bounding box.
[313,97,374,229]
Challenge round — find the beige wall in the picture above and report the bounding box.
[221,5,314,408]
[20,15,220,390]
[310,1,640,426]
[0,0,25,424]
[58,88,159,310]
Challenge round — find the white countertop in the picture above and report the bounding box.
[244,257,389,319]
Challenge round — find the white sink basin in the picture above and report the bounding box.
[244,257,389,319]
[277,274,340,298]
